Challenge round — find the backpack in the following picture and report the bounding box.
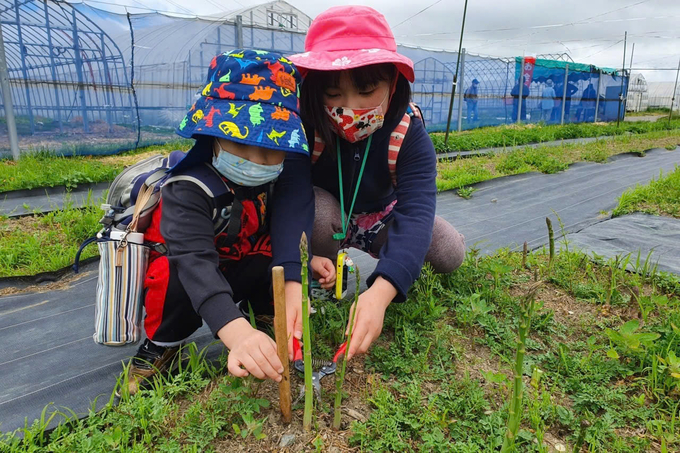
[74,151,232,346]
[311,102,424,187]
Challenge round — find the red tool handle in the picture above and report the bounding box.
[292,337,303,362]
[332,342,348,363]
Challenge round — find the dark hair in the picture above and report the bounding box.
[300,63,411,149]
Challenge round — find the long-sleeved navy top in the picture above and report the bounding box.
[271,105,437,302]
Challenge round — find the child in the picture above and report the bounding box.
[127,49,312,394]
[276,6,466,361]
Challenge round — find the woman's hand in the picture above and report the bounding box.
[218,317,283,382]
[311,256,336,289]
[345,277,397,360]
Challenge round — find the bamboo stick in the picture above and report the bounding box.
[272,266,291,424]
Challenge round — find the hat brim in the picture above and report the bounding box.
[288,48,415,83]
[176,96,309,157]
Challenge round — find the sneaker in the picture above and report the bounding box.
[125,339,180,396]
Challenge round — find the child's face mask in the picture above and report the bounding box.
[324,87,390,143]
[212,141,283,187]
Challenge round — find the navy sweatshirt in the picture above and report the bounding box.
[271,105,437,302]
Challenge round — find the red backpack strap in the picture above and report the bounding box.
[311,132,325,164]
[388,113,412,187]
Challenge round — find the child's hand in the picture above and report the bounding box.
[311,256,335,289]
[218,318,283,382]
[345,277,397,360]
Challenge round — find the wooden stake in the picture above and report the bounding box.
[272,266,291,423]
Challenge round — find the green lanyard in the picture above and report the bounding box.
[333,135,373,241]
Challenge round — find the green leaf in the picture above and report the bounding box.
[620,319,640,335]
[607,348,620,359]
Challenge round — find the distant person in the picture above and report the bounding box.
[464,78,480,122]
[511,76,530,122]
[541,79,556,122]
[552,79,578,122]
[578,82,598,121]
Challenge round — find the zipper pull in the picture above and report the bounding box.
[354,150,360,161]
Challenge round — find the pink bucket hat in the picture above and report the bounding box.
[288,5,415,83]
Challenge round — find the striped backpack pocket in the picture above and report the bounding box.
[92,184,154,346]
[94,231,149,345]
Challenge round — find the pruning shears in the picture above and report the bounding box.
[292,337,347,398]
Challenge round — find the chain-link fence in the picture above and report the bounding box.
[3,0,673,159]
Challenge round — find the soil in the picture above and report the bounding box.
[0,269,94,297]
[198,359,372,452]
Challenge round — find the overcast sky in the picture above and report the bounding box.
[97,0,680,82]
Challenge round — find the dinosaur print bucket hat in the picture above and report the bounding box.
[288,6,415,83]
[176,49,309,156]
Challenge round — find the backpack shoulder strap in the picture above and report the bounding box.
[388,112,412,187]
[164,163,230,198]
[310,132,325,165]
[164,163,232,233]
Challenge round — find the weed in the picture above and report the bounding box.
[612,165,680,218]
[457,186,477,199]
[437,128,680,192]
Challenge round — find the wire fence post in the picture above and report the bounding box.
[236,15,244,49]
[594,69,602,122]
[0,21,20,160]
[626,43,634,113]
[456,48,466,132]
[669,58,680,125]
[616,31,627,127]
[14,0,34,135]
[517,56,525,124]
[560,64,569,125]
[101,32,114,133]
[72,9,89,133]
[443,0,469,146]
[44,0,63,133]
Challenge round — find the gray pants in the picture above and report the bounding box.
[311,187,466,274]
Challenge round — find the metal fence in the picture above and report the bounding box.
[0,0,657,159]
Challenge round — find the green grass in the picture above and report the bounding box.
[0,194,102,277]
[626,107,673,117]
[1,129,678,279]
[437,128,680,192]
[431,118,680,153]
[3,241,680,451]
[0,140,190,193]
[612,166,680,218]
[2,121,679,193]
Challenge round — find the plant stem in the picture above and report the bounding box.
[333,265,360,430]
[573,419,590,453]
[522,241,528,269]
[546,217,555,272]
[501,282,541,452]
[300,232,313,431]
